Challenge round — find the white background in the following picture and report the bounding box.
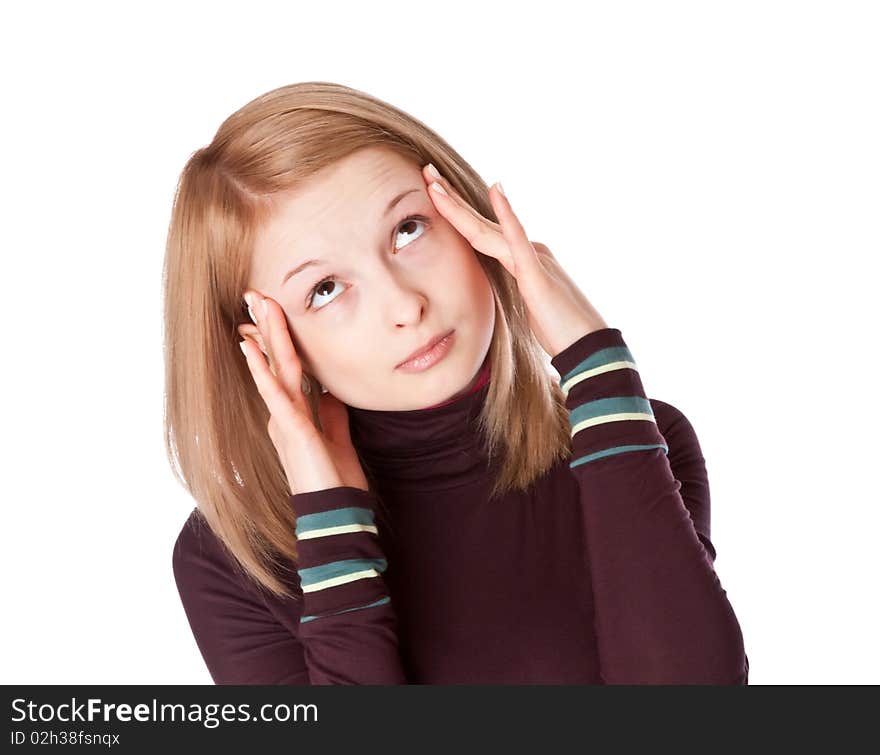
[3,1,877,684]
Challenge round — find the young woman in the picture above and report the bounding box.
[166,81,748,685]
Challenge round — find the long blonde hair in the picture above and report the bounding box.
[163,81,572,599]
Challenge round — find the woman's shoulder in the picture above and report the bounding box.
[171,509,258,602]
[172,508,224,575]
[172,509,301,609]
[170,509,309,684]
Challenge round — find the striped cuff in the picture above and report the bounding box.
[290,486,392,626]
[298,557,388,594]
[301,596,391,624]
[550,328,668,468]
[295,506,379,540]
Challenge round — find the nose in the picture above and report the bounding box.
[376,267,428,327]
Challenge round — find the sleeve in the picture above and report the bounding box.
[172,485,409,686]
[290,485,409,685]
[172,515,310,685]
[549,327,749,685]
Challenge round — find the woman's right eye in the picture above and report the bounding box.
[307,276,345,310]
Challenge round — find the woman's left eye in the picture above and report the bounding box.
[305,215,430,311]
[394,215,428,250]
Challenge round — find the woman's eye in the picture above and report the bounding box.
[394,215,428,250]
[307,215,429,311]
[308,277,344,310]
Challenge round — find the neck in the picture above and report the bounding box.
[347,355,494,493]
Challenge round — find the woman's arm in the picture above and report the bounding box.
[289,485,408,684]
[172,514,310,684]
[172,485,408,684]
[550,327,749,684]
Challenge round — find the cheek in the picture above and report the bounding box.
[460,255,495,322]
[294,325,369,384]
[457,249,492,296]
[284,320,326,377]
[431,234,479,278]
[442,249,495,325]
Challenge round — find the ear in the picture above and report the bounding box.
[237,323,267,355]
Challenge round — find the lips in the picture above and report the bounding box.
[396,329,454,368]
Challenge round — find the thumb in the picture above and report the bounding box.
[315,391,355,447]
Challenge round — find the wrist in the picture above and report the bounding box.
[283,443,343,495]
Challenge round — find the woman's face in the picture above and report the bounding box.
[244,146,496,411]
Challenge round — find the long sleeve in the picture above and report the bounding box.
[290,485,409,684]
[172,516,311,684]
[550,327,748,684]
[172,485,408,685]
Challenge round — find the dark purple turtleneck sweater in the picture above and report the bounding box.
[172,328,749,684]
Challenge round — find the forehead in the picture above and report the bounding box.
[279,146,417,210]
[250,147,421,282]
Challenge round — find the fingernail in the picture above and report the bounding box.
[427,163,441,180]
[239,340,248,357]
[495,182,506,198]
[261,298,269,317]
[244,293,258,324]
[431,181,447,196]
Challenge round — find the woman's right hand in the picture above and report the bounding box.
[238,290,370,496]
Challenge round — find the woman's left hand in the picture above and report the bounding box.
[421,163,609,359]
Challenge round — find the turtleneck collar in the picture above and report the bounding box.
[347,355,495,493]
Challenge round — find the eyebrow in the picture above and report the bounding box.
[281,187,421,286]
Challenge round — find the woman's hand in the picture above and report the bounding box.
[238,291,370,495]
[421,163,609,359]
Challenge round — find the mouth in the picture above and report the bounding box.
[395,329,456,372]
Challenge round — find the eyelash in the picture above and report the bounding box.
[305,214,430,311]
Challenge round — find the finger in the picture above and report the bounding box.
[255,294,279,376]
[423,167,498,231]
[422,166,510,264]
[487,183,544,282]
[238,323,267,355]
[315,391,353,446]
[244,290,274,369]
[239,336,308,431]
[423,164,501,230]
[260,296,306,398]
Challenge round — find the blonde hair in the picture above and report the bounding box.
[163,81,573,599]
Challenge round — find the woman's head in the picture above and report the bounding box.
[239,145,495,411]
[164,82,571,598]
